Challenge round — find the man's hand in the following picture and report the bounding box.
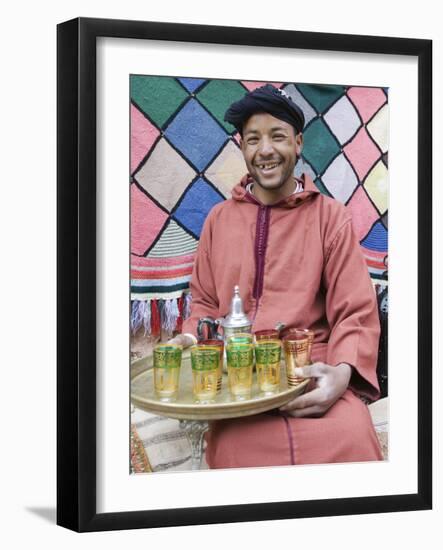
[279,362,352,417]
[167,333,196,349]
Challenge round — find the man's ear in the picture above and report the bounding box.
[296,132,303,156]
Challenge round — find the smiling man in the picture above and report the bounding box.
[172,84,383,468]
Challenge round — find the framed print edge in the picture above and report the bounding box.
[416,39,432,509]
[57,17,432,533]
[57,18,81,531]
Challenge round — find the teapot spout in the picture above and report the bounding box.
[274,322,286,333]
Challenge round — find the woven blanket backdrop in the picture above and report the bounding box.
[130,77,388,338]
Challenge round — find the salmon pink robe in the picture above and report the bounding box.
[182,174,383,467]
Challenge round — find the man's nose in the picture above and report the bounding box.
[257,138,274,156]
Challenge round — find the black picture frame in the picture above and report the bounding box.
[57,17,432,532]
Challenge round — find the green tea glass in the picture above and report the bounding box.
[226,332,253,346]
[226,343,254,399]
[190,346,219,402]
[153,343,182,401]
[255,339,281,394]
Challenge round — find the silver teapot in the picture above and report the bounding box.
[197,285,252,344]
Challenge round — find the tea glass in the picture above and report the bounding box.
[282,332,309,386]
[281,328,314,363]
[255,339,282,394]
[226,332,253,345]
[190,346,220,403]
[226,342,254,400]
[197,339,224,393]
[153,343,182,401]
[254,329,280,342]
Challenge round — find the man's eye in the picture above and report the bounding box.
[247,138,258,144]
[273,135,285,140]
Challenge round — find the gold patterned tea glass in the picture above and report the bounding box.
[254,329,280,342]
[282,333,309,386]
[198,340,224,392]
[226,342,254,399]
[255,339,282,394]
[153,343,182,400]
[303,329,314,363]
[282,328,314,364]
[190,346,219,402]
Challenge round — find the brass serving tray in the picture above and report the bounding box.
[131,351,309,421]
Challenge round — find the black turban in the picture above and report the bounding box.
[224,84,305,136]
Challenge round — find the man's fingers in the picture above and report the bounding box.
[167,334,193,348]
[278,362,350,418]
[294,362,328,379]
[279,387,324,411]
[167,336,182,346]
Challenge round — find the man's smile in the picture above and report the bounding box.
[255,161,282,174]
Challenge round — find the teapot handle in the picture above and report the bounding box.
[197,317,222,341]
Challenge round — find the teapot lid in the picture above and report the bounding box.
[221,285,252,329]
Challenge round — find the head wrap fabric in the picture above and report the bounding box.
[224,84,305,136]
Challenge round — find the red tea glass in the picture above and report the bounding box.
[282,331,310,386]
[281,328,314,364]
[253,329,280,342]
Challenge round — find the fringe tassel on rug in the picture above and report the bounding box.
[150,300,161,337]
[162,299,180,335]
[143,300,151,335]
[131,292,192,337]
[176,296,184,333]
[131,300,144,334]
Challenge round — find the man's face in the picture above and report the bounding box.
[240,113,303,196]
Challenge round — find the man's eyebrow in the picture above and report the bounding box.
[244,126,289,136]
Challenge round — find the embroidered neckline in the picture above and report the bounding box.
[246,179,303,196]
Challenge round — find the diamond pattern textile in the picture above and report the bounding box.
[197,80,247,133]
[323,95,361,146]
[130,77,389,310]
[242,81,284,92]
[347,185,380,242]
[303,118,341,175]
[131,104,160,174]
[296,84,346,113]
[367,103,389,154]
[347,87,387,124]
[130,75,189,128]
[178,77,207,94]
[134,138,196,212]
[364,160,389,215]
[284,84,317,126]
[321,154,359,204]
[205,140,248,198]
[164,99,228,172]
[172,178,224,238]
[131,184,168,256]
[344,127,382,181]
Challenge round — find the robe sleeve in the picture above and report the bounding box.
[181,212,220,338]
[323,218,381,402]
